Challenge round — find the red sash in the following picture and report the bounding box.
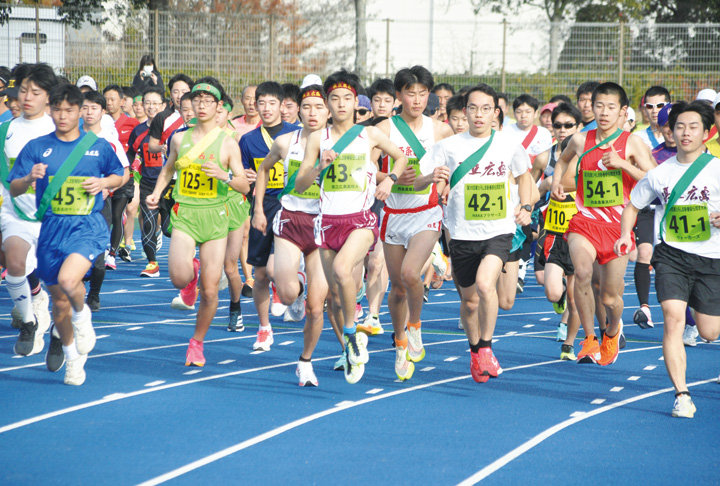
[160,116,184,144]
[521,124,538,149]
[704,125,718,144]
[132,129,149,153]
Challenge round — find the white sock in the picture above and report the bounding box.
[6,274,33,322]
[71,304,90,323]
[260,324,272,331]
[63,342,79,361]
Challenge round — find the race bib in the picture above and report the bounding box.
[323,154,366,192]
[143,145,163,167]
[583,169,623,207]
[464,182,506,220]
[287,159,319,199]
[179,164,218,198]
[545,198,577,233]
[50,176,93,215]
[255,157,284,190]
[665,204,710,243]
[390,157,430,195]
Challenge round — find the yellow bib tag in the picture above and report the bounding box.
[665,204,711,243]
[583,169,623,207]
[50,176,93,215]
[323,154,366,192]
[390,157,430,195]
[255,157,284,189]
[545,197,577,233]
[179,164,218,198]
[464,182,506,220]
[288,159,319,199]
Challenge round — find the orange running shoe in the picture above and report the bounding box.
[576,336,600,364]
[598,331,620,366]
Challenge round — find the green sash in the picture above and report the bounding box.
[0,121,12,190]
[449,130,495,190]
[575,128,622,188]
[660,152,714,240]
[391,115,426,159]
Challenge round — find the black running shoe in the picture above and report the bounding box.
[87,293,100,312]
[118,247,132,263]
[46,324,65,372]
[14,318,38,356]
[241,281,253,298]
[516,278,524,294]
[227,308,244,332]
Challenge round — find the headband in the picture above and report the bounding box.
[327,82,356,97]
[302,89,323,101]
[192,83,222,101]
[133,95,142,103]
[223,102,232,112]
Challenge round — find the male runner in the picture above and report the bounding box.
[147,73,192,155]
[233,85,261,139]
[368,78,396,121]
[636,86,670,150]
[446,94,468,134]
[431,83,454,122]
[576,81,600,131]
[615,100,720,418]
[280,83,301,126]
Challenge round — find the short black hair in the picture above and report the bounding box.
[495,107,504,125]
[668,100,715,132]
[122,86,137,98]
[592,82,628,108]
[192,76,225,102]
[457,85,473,97]
[497,92,509,104]
[180,92,192,104]
[577,81,600,101]
[281,83,301,105]
[394,65,434,93]
[103,84,123,98]
[464,83,498,110]
[168,73,193,93]
[49,83,84,108]
[323,69,361,96]
[83,90,106,110]
[9,63,33,91]
[256,81,284,103]
[433,82,455,94]
[446,94,465,115]
[368,78,395,100]
[551,102,582,125]
[644,85,671,103]
[142,86,165,101]
[549,94,572,104]
[513,94,539,112]
[24,63,57,94]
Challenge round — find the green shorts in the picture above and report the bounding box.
[171,202,229,244]
[228,194,250,232]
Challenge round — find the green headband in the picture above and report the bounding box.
[192,83,222,101]
[223,102,232,112]
[133,95,142,103]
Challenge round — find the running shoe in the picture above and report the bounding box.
[431,242,448,276]
[633,305,654,329]
[598,331,620,366]
[185,338,205,367]
[345,331,369,366]
[11,306,22,329]
[105,254,116,270]
[577,336,600,364]
[334,349,346,371]
[344,359,365,384]
[478,348,503,377]
[253,328,274,351]
[285,275,306,322]
[140,261,160,277]
[560,344,576,361]
[13,318,38,356]
[356,279,366,303]
[129,239,136,251]
[395,346,415,381]
[470,351,488,383]
[270,283,287,317]
[218,271,228,292]
[516,278,524,294]
[228,307,244,332]
[32,289,51,338]
[171,294,195,310]
[357,314,384,335]
[86,293,101,312]
[296,360,319,387]
[683,324,698,347]
[458,319,464,330]
[72,308,97,356]
[618,319,626,350]
[46,324,65,372]
[156,231,163,250]
[241,278,254,298]
[553,280,567,314]
[671,394,696,418]
[64,354,88,386]
[556,322,568,342]
[407,325,426,362]
[423,285,429,303]
[354,303,363,322]
[118,247,132,263]
[180,258,200,307]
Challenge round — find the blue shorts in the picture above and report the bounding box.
[37,213,109,286]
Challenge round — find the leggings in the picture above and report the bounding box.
[110,195,130,254]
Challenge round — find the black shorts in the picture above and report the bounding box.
[112,178,135,199]
[652,241,720,316]
[507,248,522,263]
[534,228,546,272]
[633,206,655,246]
[449,234,513,288]
[247,196,281,267]
[544,232,574,276]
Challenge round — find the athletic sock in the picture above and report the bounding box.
[259,324,272,331]
[634,263,651,306]
[469,341,481,353]
[6,274,33,322]
[230,300,241,312]
[27,270,41,296]
[344,324,357,335]
[407,320,421,330]
[63,342,79,361]
[299,355,311,362]
[71,305,90,323]
[372,314,379,320]
[479,339,492,348]
[395,336,408,348]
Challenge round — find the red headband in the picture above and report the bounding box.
[327,82,356,96]
[302,89,323,100]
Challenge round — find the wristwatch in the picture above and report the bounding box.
[226,172,233,183]
[388,173,398,183]
[520,204,532,212]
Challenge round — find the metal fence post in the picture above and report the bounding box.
[385,18,390,78]
[154,10,159,62]
[269,14,276,80]
[501,19,507,93]
[618,21,624,86]
[35,4,40,62]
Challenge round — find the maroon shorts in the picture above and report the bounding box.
[273,208,319,256]
[565,214,634,265]
[314,210,379,253]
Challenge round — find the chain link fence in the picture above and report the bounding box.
[2,4,719,111]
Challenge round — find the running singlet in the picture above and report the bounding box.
[382,114,438,211]
[281,130,320,214]
[8,132,123,217]
[114,114,139,152]
[240,121,300,197]
[318,126,376,215]
[127,121,164,181]
[575,129,635,224]
[172,127,229,206]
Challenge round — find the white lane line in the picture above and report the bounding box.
[366,389,383,395]
[628,376,641,381]
[540,318,551,321]
[610,387,624,392]
[141,284,154,287]
[218,360,235,365]
[144,381,166,387]
[455,377,716,485]
[335,401,354,407]
[104,393,126,399]
[279,341,294,346]
[444,356,459,362]
[644,365,657,371]
[659,356,664,360]
[250,350,264,355]
[96,335,110,340]
[420,367,435,372]
[591,399,606,405]
[126,326,143,331]
[523,325,534,328]
[183,370,202,375]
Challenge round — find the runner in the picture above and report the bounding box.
[9,83,124,385]
[416,83,534,383]
[431,83,454,123]
[614,100,720,418]
[146,77,250,367]
[232,85,262,139]
[280,83,301,126]
[295,69,408,384]
[551,82,656,366]
[368,78,395,121]
[253,84,330,385]
[636,86,670,150]
[576,81,600,131]
[446,94,468,134]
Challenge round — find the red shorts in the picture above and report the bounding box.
[565,214,635,265]
[314,210,379,253]
[273,208,318,256]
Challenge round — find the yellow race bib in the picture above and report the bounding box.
[464,182,506,220]
[50,176,93,215]
[179,164,218,198]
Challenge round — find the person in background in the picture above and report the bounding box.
[132,54,164,94]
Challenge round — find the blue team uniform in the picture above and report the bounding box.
[8,132,124,285]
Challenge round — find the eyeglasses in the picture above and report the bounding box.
[143,101,163,107]
[552,122,577,129]
[466,105,494,115]
[645,102,666,110]
[193,99,217,107]
[356,109,369,116]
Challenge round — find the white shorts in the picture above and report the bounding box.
[1,203,40,275]
[380,205,442,248]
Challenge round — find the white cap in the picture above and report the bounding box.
[301,74,322,89]
[626,106,635,122]
[696,88,717,103]
[713,93,720,109]
[76,75,98,91]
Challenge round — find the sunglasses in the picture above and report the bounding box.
[645,102,666,110]
[552,122,576,129]
[356,109,369,116]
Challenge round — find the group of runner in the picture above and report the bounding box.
[1,62,718,419]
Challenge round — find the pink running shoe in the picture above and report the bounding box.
[180,258,200,307]
[185,338,205,367]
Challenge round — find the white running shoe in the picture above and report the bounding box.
[682,324,699,347]
[633,305,654,329]
[334,349,346,371]
[296,360,318,387]
[344,359,365,384]
[458,319,464,330]
[345,332,369,366]
[285,282,306,322]
[407,326,425,362]
[171,294,195,310]
[671,394,696,418]
[253,328,274,351]
[270,284,287,317]
[72,307,96,355]
[218,271,229,292]
[357,314,384,335]
[395,346,415,381]
[431,241,447,276]
[64,354,88,386]
[556,322,568,342]
[105,254,116,270]
[32,289,51,340]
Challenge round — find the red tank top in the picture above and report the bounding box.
[576,129,636,224]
